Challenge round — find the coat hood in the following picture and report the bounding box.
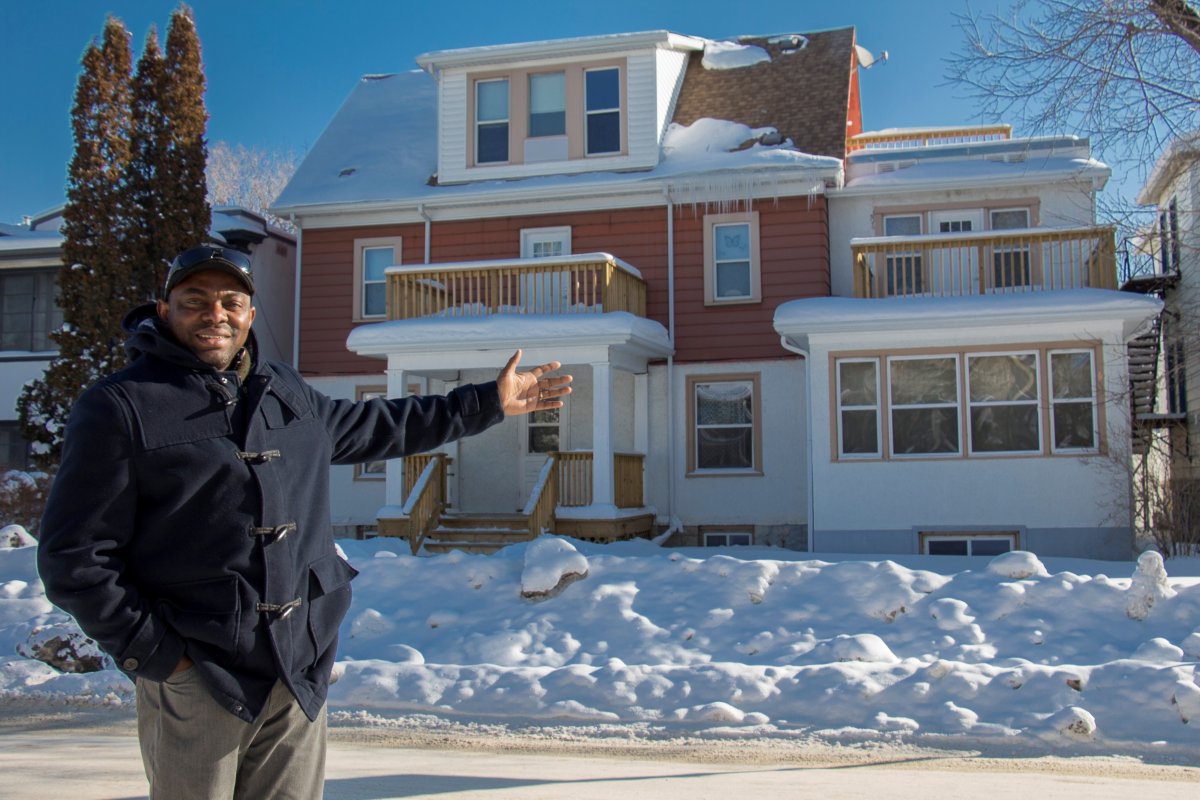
[122,302,258,372]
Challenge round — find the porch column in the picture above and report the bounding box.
[591,360,616,510]
[634,372,649,454]
[384,367,406,507]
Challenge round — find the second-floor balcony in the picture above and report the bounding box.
[851,226,1117,299]
[386,253,647,320]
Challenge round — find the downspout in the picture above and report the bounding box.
[779,336,815,554]
[664,186,678,533]
[290,213,302,369]
[418,204,432,264]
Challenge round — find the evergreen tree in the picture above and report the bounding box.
[18,18,133,468]
[125,26,173,306]
[18,5,212,469]
[158,4,210,260]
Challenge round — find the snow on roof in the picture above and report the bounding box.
[775,289,1161,342]
[1137,130,1200,206]
[0,224,62,253]
[837,155,1109,195]
[274,72,840,213]
[274,71,438,211]
[701,40,770,70]
[347,311,671,357]
[416,30,705,71]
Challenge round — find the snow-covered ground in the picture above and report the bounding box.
[2,526,1198,760]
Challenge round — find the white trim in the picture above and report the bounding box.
[416,30,705,72]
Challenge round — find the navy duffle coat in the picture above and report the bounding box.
[37,305,505,722]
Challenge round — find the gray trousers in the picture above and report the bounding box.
[136,668,326,800]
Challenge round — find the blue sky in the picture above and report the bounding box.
[0,0,1014,225]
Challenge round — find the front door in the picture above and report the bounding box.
[520,227,572,312]
[519,403,570,509]
[929,209,984,293]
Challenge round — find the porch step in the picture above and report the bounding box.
[422,513,533,554]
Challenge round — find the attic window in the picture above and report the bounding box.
[338,167,357,177]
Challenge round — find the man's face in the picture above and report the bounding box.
[156,270,256,370]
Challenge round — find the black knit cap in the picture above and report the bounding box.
[162,245,255,297]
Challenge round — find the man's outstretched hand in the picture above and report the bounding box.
[497,350,573,416]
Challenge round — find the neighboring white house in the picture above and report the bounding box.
[1120,132,1200,548]
[774,128,1161,559]
[0,206,296,471]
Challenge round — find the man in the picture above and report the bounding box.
[37,244,571,799]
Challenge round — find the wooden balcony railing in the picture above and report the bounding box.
[386,253,647,320]
[400,453,447,555]
[851,226,1117,299]
[553,451,645,509]
[847,125,1012,153]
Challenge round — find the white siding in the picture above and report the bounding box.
[437,72,469,184]
[654,47,690,143]
[623,51,658,167]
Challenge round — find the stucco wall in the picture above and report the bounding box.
[645,358,808,530]
[804,316,1136,558]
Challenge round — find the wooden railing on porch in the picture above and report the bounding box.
[851,226,1117,298]
[527,456,559,538]
[553,451,645,508]
[400,453,447,555]
[386,253,647,320]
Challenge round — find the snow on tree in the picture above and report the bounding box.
[207,140,298,232]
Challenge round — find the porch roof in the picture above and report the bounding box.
[347,310,672,364]
[774,288,1161,348]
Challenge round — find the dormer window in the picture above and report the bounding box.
[585,67,621,155]
[475,79,509,164]
[467,60,626,168]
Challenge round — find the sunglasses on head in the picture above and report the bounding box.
[164,245,255,297]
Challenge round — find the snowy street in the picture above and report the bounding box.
[1,707,1197,800]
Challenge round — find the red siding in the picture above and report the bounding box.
[298,197,829,374]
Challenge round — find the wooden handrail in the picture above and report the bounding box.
[847,125,1012,153]
[401,453,446,555]
[850,226,1116,298]
[527,454,559,537]
[387,254,647,320]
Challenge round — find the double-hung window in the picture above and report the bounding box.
[889,356,961,456]
[990,208,1031,288]
[476,78,509,164]
[703,212,761,304]
[354,237,401,321]
[1049,349,1098,452]
[689,375,761,473]
[883,215,923,296]
[584,67,621,155]
[837,359,881,457]
[966,353,1040,454]
[529,72,565,137]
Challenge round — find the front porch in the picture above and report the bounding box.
[380,451,654,553]
[346,252,672,554]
